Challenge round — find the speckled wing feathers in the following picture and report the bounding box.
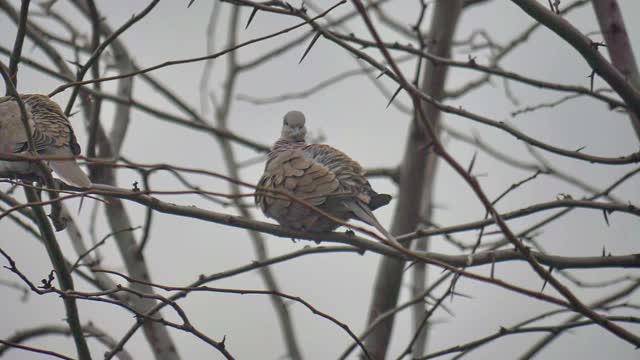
[0,94,91,187]
[256,141,390,232]
[23,94,80,153]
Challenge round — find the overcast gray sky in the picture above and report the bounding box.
[1,1,639,359]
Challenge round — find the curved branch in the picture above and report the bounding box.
[510,0,640,117]
[0,324,133,360]
[0,339,73,360]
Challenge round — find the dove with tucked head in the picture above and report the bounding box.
[0,94,91,188]
[256,110,392,236]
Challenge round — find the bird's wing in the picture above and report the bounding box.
[303,144,395,239]
[302,144,389,207]
[23,94,91,187]
[0,97,34,153]
[257,142,392,228]
[24,94,82,154]
[257,146,341,218]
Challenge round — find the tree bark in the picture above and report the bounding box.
[592,0,640,140]
[364,1,464,358]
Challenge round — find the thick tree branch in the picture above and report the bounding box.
[6,0,30,89]
[23,189,92,360]
[351,0,640,349]
[592,0,640,139]
[510,0,640,118]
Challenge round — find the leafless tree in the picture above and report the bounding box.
[1,0,639,359]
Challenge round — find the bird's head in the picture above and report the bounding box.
[281,110,307,142]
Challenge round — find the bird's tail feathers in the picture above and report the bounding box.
[369,193,392,210]
[345,200,396,243]
[49,160,92,188]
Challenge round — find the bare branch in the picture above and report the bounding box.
[510,0,640,117]
[0,323,134,360]
[6,0,30,90]
[592,0,640,139]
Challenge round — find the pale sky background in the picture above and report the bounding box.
[1,1,639,359]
